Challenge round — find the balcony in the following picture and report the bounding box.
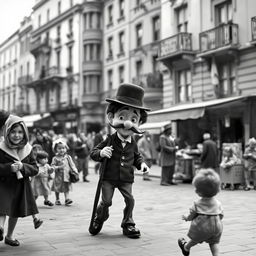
[82,93,101,104]
[18,75,33,86]
[251,16,256,44]
[83,29,102,41]
[132,72,163,89]
[83,61,102,73]
[30,37,51,56]
[158,33,194,64]
[199,23,239,57]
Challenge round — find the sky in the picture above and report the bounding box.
[0,0,35,44]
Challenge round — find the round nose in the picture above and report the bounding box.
[124,120,133,129]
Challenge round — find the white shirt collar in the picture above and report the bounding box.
[117,133,132,143]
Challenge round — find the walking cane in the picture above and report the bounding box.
[88,136,111,235]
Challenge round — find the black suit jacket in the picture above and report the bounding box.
[90,133,143,183]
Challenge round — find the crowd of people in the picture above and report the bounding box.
[0,105,256,255]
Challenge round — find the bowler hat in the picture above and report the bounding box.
[162,122,172,133]
[106,83,150,111]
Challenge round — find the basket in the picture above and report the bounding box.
[220,164,245,190]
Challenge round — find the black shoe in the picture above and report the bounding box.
[33,218,43,229]
[178,238,190,256]
[169,182,178,185]
[160,182,171,186]
[89,220,103,236]
[143,177,152,181]
[44,200,54,207]
[0,227,3,241]
[65,199,73,206]
[83,178,90,182]
[4,236,20,246]
[122,225,141,238]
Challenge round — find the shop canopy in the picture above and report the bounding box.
[140,120,171,134]
[22,113,50,127]
[148,95,253,123]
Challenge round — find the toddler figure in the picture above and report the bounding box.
[178,168,224,256]
[51,139,78,206]
[31,151,54,207]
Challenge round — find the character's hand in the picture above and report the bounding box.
[11,163,19,173]
[100,146,113,158]
[15,161,23,170]
[140,162,149,174]
[181,215,187,221]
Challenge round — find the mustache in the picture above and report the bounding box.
[109,123,144,134]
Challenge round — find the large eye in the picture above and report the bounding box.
[131,117,138,123]
[118,115,124,121]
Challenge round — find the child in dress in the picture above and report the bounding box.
[0,115,39,246]
[31,151,54,206]
[178,168,224,256]
[51,138,78,206]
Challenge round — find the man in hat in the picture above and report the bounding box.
[90,83,150,238]
[159,123,178,185]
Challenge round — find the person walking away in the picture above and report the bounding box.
[159,123,178,186]
[200,133,219,172]
[51,138,78,206]
[74,133,91,182]
[178,168,224,256]
[243,137,256,190]
[93,126,107,174]
[137,131,153,181]
[0,115,39,246]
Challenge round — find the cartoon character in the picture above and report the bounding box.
[89,83,150,238]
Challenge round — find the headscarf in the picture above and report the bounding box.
[0,115,32,161]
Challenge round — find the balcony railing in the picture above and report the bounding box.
[132,72,163,89]
[18,75,33,85]
[158,33,192,59]
[251,16,256,41]
[200,23,239,52]
[30,37,51,55]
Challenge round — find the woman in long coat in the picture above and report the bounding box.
[0,115,39,246]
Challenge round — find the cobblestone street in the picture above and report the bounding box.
[0,164,255,256]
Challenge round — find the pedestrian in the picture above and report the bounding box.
[178,168,224,256]
[200,132,219,172]
[31,150,55,207]
[51,138,78,206]
[93,126,107,174]
[74,133,91,182]
[220,146,239,189]
[159,123,178,186]
[0,115,39,246]
[90,83,150,238]
[137,131,153,181]
[243,137,256,190]
[32,128,54,163]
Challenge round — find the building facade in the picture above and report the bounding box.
[0,31,19,113]
[149,0,256,149]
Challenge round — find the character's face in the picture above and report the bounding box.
[108,106,141,138]
[56,143,67,156]
[9,124,24,145]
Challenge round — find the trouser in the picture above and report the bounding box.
[95,180,135,228]
[161,165,175,184]
[76,157,89,178]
